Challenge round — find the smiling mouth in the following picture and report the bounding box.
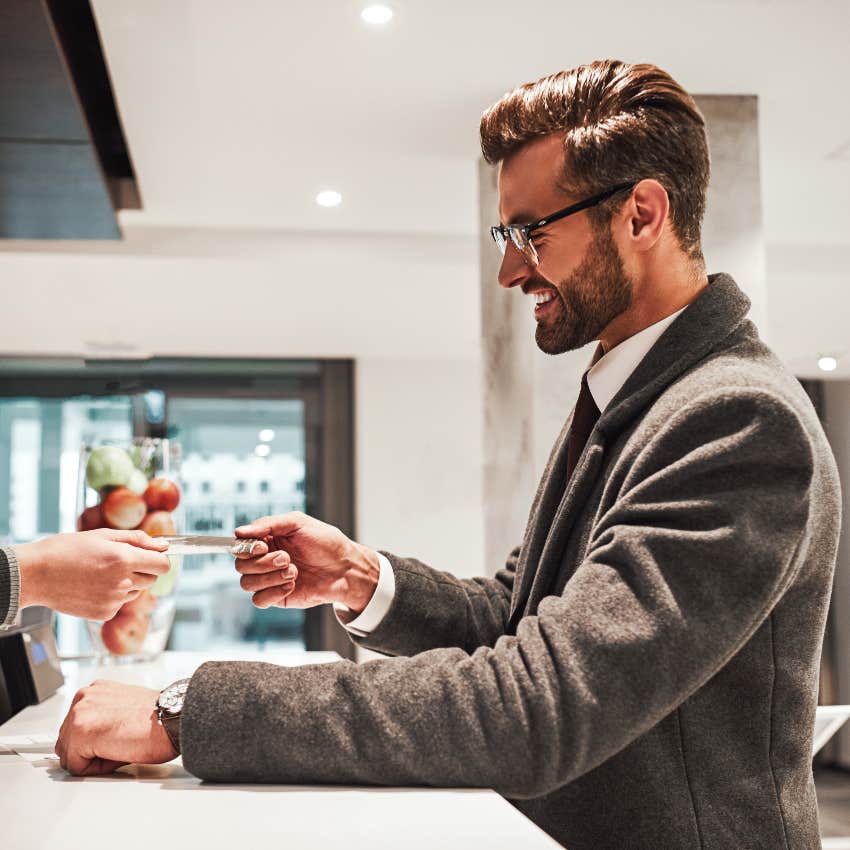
[530,289,557,318]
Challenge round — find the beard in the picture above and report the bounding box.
[534,225,634,355]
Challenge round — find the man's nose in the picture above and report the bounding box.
[497,242,533,290]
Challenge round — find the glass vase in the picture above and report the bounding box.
[76,438,183,662]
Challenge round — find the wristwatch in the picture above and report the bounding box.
[156,677,190,755]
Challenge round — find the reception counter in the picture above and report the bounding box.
[0,650,561,850]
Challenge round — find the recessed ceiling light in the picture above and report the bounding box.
[254,444,271,458]
[818,355,838,372]
[258,428,275,442]
[361,4,393,25]
[316,190,342,208]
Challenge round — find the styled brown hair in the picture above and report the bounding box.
[480,60,710,261]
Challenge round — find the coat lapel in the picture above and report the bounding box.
[507,274,753,629]
[509,438,606,630]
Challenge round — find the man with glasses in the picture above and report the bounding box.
[57,60,840,850]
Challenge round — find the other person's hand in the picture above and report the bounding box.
[15,529,171,620]
[55,679,176,776]
[234,512,380,614]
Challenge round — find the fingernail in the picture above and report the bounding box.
[273,553,287,567]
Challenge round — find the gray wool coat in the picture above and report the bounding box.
[182,274,842,850]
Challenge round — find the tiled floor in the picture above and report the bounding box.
[817,767,850,846]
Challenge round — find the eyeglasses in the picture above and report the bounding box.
[490,181,637,267]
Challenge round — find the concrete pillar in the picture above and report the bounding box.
[479,95,766,575]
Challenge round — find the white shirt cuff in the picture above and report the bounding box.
[333,552,395,637]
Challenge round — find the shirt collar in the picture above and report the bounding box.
[586,306,688,413]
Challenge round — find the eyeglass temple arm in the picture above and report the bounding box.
[531,182,637,233]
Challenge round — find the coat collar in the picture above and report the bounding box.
[597,273,752,443]
[508,273,753,626]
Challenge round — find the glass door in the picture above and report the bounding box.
[0,396,134,654]
[165,396,308,652]
[0,358,354,659]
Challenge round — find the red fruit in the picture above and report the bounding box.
[77,504,104,531]
[102,487,147,530]
[101,611,149,655]
[122,589,157,617]
[140,510,176,537]
[143,477,181,512]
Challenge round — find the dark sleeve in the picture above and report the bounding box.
[346,545,519,657]
[181,389,814,798]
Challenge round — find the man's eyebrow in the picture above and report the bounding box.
[498,210,537,227]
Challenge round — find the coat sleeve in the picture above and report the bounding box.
[346,545,520,657]
[181,389,814,798]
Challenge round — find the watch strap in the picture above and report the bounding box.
[161,712,181,755]
[157,677,190,755]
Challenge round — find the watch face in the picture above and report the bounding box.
[159,679,189,714]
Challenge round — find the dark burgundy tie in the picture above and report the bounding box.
[566,372,601,480]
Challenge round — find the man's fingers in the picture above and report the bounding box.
[234,516,276,539]
[235,512,306,540]
[234,539,269,559]
[235,551,291,575]
[60,750,121,776]
[251,584,295,609]
[78,758,127,776]
[65,747,97,777]
[240,566,297,593]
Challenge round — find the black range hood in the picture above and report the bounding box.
[0,0,140,239]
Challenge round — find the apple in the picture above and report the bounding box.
[85,446,134,491]
[102,487,147,530]
[122,589,157,617]
[76,504,104,531]
[101,611,149,655]
[140,510,176,537]
[126,468,149,495]
[143,477,181,512]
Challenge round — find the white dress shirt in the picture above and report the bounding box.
[337,305,688,637]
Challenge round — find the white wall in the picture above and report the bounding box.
[767,243,850,380]
[356,357,484,576]
[0,226,479,361]
[0,225,486,581]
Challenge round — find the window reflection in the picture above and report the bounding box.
[166,397,306,652]
[0,394,308,656]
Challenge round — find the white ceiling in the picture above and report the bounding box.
[90,0,850,244]
[3,1,840,377]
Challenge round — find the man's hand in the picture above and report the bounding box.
[234,512,381,614]
[55,680,177,776]
[15,530,170,620]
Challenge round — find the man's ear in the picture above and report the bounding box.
[625,179,669,251]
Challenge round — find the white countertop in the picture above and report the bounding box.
[0,650,562,850]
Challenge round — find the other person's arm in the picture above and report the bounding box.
[1,529,170,628]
